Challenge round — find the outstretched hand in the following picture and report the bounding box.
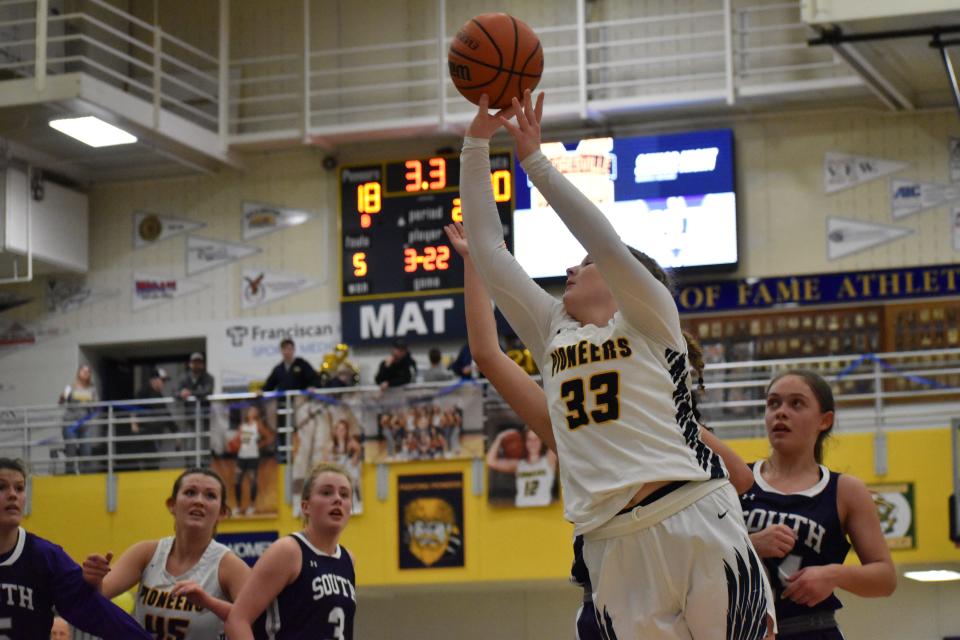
[81,551,113,590]
[466,95,518,139]
[443,222,470,258]
[500,89,544,161]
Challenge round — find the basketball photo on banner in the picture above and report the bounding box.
[365,383,484,463]
[397,473,465,570]
[485,404,558,508]
[448,13,543,108]
[290,395,364,514]
[209,397,279,517]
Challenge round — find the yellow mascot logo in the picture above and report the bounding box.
[403,497,460,567]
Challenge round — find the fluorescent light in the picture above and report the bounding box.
[49,116,137,147]
[904,570,960,582]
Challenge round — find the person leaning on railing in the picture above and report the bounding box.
[58,364,101,474]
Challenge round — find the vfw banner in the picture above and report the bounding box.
[217,312,340,389]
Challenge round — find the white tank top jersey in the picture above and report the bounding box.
[461,137,729,535]
[238,421,259,459]
[135,536,231,640]
[515,456,555,507]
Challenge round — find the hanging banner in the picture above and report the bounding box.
[133,211,205,248]
[357,382,483,464]
[869,482,915,551]
[823,151,908,194]
[485,403,558,508]
[291,397,364,514]
[891,179,960,219]
[217,312,340,390]
[674,262,960,314]
[215,531,279,567]
[242,202,313,240]
[398,472,465,570]
[209,397,280,518]
[186,236,260,275]
[0,292,31,314]
[45,277,120,314]
[241,269,318,309]
[132,272,208,311]
[826,216,913,260]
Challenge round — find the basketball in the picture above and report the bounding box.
[500,429,525,459]
[448,13,544,108]
[227,432,241,455]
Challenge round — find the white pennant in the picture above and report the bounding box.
[827,216,913,260]
[133,211,205,248]
[241,269,318,309]
[186,236,261,275]
[242,202,313,240]
[890,179,960,219]
[823,151,908,194]
[132,272,208,311]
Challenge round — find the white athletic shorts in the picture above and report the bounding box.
[582,480,776,640]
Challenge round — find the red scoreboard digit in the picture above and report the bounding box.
[338,151,514,300]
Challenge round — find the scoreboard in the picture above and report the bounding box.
[339,152,514,301]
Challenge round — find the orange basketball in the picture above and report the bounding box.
[227,432,241,455]
[448,13,544,109]
[500,430,525,459]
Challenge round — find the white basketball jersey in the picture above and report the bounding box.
[515,456,555,507]
[542,312,728,535]
[238,421,259,459]
[135,536,230,640]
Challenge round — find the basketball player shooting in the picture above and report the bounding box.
[459,89,775,639]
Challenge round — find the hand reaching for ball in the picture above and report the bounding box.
[500,89,544,161]
[466,94,518,140]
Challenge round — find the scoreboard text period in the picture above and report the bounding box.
[339,151,513,301]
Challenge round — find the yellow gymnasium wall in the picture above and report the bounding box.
[24,427,959,586]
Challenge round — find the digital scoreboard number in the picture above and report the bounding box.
[339,152,514,301]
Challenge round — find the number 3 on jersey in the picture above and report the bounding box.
[560,372,620,429]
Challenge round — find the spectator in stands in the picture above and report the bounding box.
[119,368,177,471]
[263,339,319,393]
[422,348,455,383]
[448,344,473,379]
[375,339,417,389]
[178,352,215,401]
[59,364,100,474]
[177,352,215,458]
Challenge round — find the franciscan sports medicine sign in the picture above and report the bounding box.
[677,263,960,313]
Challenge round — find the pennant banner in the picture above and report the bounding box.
[132,272,208,311]
[823,151,908,194]
[241,269,318,309]
[133,211,205,248]
[827,216,913,260]
[45,277,120,314]
[0,292,31,315]
[186,235,261,275]
[891,179,960,219]
[242,202,313,240]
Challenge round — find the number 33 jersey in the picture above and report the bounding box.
[542,313,727,535]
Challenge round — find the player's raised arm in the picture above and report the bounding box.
[460,95,561,363]
[502,90,682,347]
[445,222,555,453]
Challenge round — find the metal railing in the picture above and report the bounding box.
[0,0,222,133]
[2,347,958,482]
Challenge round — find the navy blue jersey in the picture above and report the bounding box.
[740,462,851,621]
[0,528,151,639]
[262,533,356,640]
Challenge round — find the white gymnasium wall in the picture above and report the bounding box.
[1,105,959,406]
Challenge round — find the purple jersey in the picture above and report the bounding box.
[261,533,356,640]
[0,528,151,639]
